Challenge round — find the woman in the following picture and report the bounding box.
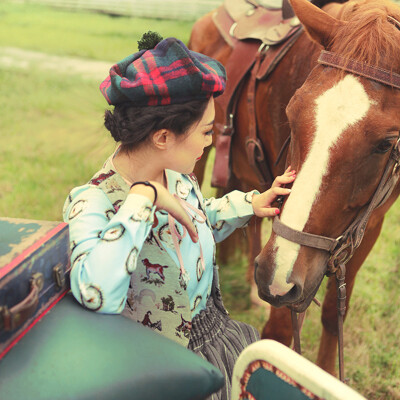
[63,33,295,399]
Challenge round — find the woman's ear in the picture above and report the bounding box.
[152,129,174,150]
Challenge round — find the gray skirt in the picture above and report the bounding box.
[188,297,260,400]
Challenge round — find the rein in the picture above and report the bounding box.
[273,50,400,382]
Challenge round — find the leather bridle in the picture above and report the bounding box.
[271,49,400,382]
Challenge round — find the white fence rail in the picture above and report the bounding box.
[11,0,222,20]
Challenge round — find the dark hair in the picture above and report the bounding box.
[104,99,209,151]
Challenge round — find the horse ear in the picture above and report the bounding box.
[290,0,345,48]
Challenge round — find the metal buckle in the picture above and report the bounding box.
[224,113,234,131]
[258,43,269,53]
[53,263,66,289]
[393,162,400,176]
[229,23,237,37]
[328,237,354,275]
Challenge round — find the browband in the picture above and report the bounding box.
[318,50,400,90]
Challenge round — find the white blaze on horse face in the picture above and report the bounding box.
[269,75,372,297]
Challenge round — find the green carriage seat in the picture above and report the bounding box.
[0,293,224,400]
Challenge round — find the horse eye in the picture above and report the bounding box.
[374,139,393,154]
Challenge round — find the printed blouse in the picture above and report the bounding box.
[63,160,257,318]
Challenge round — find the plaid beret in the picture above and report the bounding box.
[100,37,226,106]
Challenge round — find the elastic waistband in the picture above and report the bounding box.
[188,296,229,349]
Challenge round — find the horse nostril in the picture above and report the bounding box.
[254,260,259,283]
[287,283,302,301]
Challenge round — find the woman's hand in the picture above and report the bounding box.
[252,166,296,218]
[130,181,198,243]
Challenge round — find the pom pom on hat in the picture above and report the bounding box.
[100,34,226,107]
[137,31,163,51]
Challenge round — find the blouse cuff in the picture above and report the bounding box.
[118,193,157,224]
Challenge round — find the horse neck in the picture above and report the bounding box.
[254,35,321,178]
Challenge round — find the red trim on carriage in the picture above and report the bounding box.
[0,223,67,279]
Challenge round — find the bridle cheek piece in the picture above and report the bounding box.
[271,50,400,382]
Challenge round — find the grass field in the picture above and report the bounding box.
[1,2,399,399]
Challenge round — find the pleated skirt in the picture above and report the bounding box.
[188,297,260,400]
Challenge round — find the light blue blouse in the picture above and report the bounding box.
[63,167,256,317]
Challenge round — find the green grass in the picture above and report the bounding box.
[0,2,193,61]
[0,65,114,220]
[1,2,400,399]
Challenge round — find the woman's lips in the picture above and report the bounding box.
[196,152,203,161]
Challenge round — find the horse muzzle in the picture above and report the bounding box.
[254,252,326,312]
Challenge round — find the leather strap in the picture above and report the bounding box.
[213,7,260,119]
[274,135,291,167]
[273,216,339,252]
[246,52,274,189]
[212,4,236,48]
[212,134,233,188]
[212,7,261,188]
[291,310,302,354]
[319,50,400,90]
[257,26,303,80]
[272,133,400,273]
[335,264,346,382]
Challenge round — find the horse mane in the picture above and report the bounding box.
[331,0,400,72]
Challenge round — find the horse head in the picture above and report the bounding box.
[255,0,400,312]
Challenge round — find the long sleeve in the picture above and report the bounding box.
[63,185,156,314]
[202,190,258,243]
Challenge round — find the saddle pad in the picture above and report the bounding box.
[0,218,70,359]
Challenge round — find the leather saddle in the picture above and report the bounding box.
[211,0,303,188]
[220,0,301,46]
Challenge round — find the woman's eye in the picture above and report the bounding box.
[374,139,394,154]
[205,129,214,136]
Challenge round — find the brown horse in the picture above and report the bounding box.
[189,0,400,376]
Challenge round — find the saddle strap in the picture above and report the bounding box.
[211,5,302,189]
[246,52,275,190]
[212,10,261,188]
[256,26,303,80]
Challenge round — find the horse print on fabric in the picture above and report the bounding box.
[160,295,177,313]
[176,314,192,339]
[141,258,168,286]
[141,311,162,331]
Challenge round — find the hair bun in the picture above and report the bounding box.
[104,109,121,142]
[137,31,163,51]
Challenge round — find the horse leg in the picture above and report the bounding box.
[316,216,384,375]
[247,216,267,307]
[261,306,293,345]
